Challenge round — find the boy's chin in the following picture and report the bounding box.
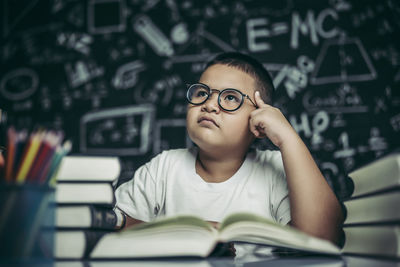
[195,140,247,153]
[191,137,224,151]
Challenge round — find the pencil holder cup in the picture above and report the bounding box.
[0,184,55,262]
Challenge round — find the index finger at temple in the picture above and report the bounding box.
[254,91,268,107]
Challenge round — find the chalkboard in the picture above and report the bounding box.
[1,0,399,199]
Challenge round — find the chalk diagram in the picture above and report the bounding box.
[133,14,175,57]
[310,36,377,85]
[0,68,39,101]
[80,105,155,155]
[164,22,235,67]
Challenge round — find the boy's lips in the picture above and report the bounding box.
[198,116,219,127]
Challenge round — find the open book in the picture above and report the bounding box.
[90,212,340,258]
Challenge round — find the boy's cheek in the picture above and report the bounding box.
[186,112,198,137]
[186,108,196,124]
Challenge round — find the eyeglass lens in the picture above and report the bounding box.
[187,84,243,111]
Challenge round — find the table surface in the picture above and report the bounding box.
[52,255,400,267]
[2,244,399,266]
[54,244,399,267]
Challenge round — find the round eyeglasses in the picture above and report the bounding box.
[186,83,257,112]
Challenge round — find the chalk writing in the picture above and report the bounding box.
[289,111,330,139]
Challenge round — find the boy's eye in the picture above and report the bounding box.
[223,93,240,103]
[225,95,238,102]
[196,90,208,97]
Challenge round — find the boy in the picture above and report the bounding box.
[114,52,344,245]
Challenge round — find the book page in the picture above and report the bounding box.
[219,212,281,231]
[125,215,214,232]
[218,212,340,255]
[91,215,219,258]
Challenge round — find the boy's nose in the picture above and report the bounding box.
[201,93,220,113]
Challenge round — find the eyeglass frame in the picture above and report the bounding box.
[186,83,258,112]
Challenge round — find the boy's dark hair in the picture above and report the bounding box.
[205,52,275,104]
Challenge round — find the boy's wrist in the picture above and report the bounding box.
[114,208,126,229]
[277,130,303,151]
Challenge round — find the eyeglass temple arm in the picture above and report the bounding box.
[246,95,258,108]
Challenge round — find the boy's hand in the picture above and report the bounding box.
[249,91,297,149]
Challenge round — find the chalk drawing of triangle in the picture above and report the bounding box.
[310,36,377,85]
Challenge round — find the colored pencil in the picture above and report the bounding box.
[46,140,72,186]
[5,127,16,182]
[0,150,4,180]
[15,130,45,183]
[27,131,62,182]
[12,130,29,180]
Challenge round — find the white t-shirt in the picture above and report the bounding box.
[115,147,291,225]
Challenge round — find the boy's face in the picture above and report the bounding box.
[186,64,257,153]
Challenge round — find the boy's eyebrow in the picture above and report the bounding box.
[198,82,242,91]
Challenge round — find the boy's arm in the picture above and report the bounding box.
[125,215,145,228]
[280,133,344,244]
[250,91,344,244]
[114,208,145,229]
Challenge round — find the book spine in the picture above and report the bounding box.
[83,230,109,259]
[90,206,117,230]
[55,182,115,205]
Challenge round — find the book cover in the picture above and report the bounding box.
[342,225,400,258]
[55,183,114,205]
[344,190,400,225]
[55,156,121,182]
[40,229,110,259]
[348,153,400,198]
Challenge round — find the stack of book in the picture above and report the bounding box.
[342,152,400,259]
[48,155,122,259]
